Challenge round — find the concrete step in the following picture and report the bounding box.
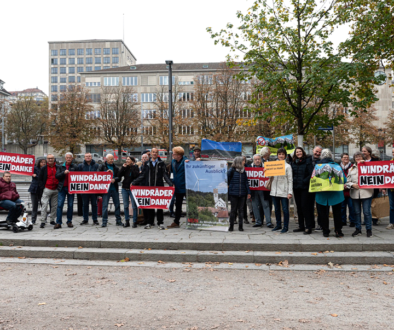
[0,246,393,264]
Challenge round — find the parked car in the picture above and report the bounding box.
[74,153,103,164]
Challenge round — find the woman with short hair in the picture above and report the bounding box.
[28,158,47,224]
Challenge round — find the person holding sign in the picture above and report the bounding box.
[345,151,374,238]
[270,148,293,233]
[383,148,394,230]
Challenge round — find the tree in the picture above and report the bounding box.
[97,86,140,157]
[208,0,379,146]
[6,97,49,154]
[49,85,95,155]
[384,109,394,148]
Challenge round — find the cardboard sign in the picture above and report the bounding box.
[68,172,113,194]
[264,160,286,177]
[245,167,270,191]
[131,186,175,209]
[309,163,345,192]
[358,161,394,189]
[0,152,35,176]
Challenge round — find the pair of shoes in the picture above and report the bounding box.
[80,221,88,225]
[349,223,356,227]
[50,221,56,225]
[54,224,62,229]
[293,228,305,233]
[40,223,45,228]
[315,226,323,231]
[252,224,262,228]
[367,229,373,237]
[352,228,362,237]
[93,221,99,225]
[132,223,138,228]
[244,219,250,224]
[67,223,73,228]
[386,224,394,230]
[335,230,344,238]
[267,224,274,228]
[123,221,130,228]
[239,227,244,231]
[158,224,165,230]
[144,224,151,229]
[167,222,180,229]
[304,229,312,235]
[272,225,282,231]
[323,231,330,237]
[280,227,288,234]
[229,225,234,232]
[101,223,107,227]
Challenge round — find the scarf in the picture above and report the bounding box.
[236,168,245,173]
[340,162,352,171]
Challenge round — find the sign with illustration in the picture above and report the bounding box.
[309,163,345,192]
[255,135,295,156]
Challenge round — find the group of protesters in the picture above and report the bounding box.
[228,145,394,238]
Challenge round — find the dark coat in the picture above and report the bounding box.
[0,178,20,201]
[291,157,314,190]
[77,159,99,172]
[28,166,42,194]
[228,168,251,197]
[171,156,187,194]
[98,162,120,191]
[133,159,172,187]
[118,164,140,189]
[55,162,79,191]
[38,164,61,191]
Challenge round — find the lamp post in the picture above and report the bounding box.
[165,60,173,161]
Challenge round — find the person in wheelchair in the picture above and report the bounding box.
[0,172,24,224]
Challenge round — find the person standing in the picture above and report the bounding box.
[309,146,322,230]
[270,148,293,233]
[291,147,314,234]
[28,158,46,224]
[38,154,60,228]
[340,153,355,227]
[119,156,140,228]
[133,148,173,229]
[190,146,201,161]
[54,152,78,229]
[362,146,380,225]
[384,148,394,230]
[77,153,99,225]
[99,154,122,227]
[260,147,273,225]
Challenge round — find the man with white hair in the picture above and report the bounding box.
[99,154,122,227]
[54,152,78,229]
[260,147,271,162]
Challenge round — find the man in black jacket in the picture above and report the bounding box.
[99,154,122,227]
[132,148,172,230]
[54,152,78,229]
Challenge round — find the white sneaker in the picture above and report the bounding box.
[144,224,151,229]
[158,224,165,230]
[386,224,394,230]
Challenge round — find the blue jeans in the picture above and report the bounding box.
[388,190,394,224]
[341,196,355,224]
[56,187,75,224]
[122,188,137,224]
[251,190,272,226]
[0,199,24,222]
[272,196,289,228]
[352,197,372,230]
[81,194,98,222]
[102,189,121,224]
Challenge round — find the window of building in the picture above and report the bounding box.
[77,58,84,65]
[144,127,156,135]
[130,94,138,102]
[51,94,58,101]
[77,48,84,55]
[112,57,119,64]
[86,66,92,72]
[69,58,75,65]
[51,58,58,65]
[122,76,138,86]
[104,48,110,55]
[178,92,194,101]
[51,50,58,56]
[60,49,66,56]
[51,68,58,74]
[77,76,81,83]
[179,126,194,135]
[160,76,176,85]
[181,109,194,118]
[178,81,194,85]
[95,66,101,71]
[60,77,67,83]
[86,57,93,64]
[88,93,101,103]
[60,85,66,92]
[51,86,58,94]
[68,49,75,56]
[112,48,119,54]
[51,76,58,83]
[141,93,157,103]
[103,77,119,86]
[198,75,213,84]
[112,66,118,68]
[94,48,101,55]
[86,48,92,55]
[68,76,75,83]
[60,67,66,74]
[142,110,156,119]
[77,67,84,73]
[95,57,101,64]
[86,82,101,87]
[60,58,66,65]
[69,67,75,74]
[103,57,110,64]
[103,66,110,69]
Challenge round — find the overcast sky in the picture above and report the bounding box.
[0,0,254,94]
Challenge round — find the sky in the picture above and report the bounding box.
[0,0,253,94]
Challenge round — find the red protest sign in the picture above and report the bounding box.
[0,152,35,176]
[245,167,270,191]
[131,186,175,209]
[358,161,394,189]
[68,171,113,194]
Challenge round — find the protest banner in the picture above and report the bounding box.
[264,160,286,177]
[131,186,175,209]
[68,171,113,194]
[358,161,394,189]
[201,139,242,161]
[185,161,229,231]
[256,135,295,156]
[309,163,345,192]
[0,152,35,176]
[245,167,270,191]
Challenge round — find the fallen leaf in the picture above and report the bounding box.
[38,303,46,306]
[383,281,388,285]
[168,279,176,283]
[78,246,83,249]
[275,252,281,254]
[255,263,262,266]
[245,266,249,268]
[228,263,233,265]
[138,262,144,264]
[328,262,334,269]
[330,314,338,317]
[330,251,334,253]
[158,260,166,264]
[324,251,329,253]
[245,250,250,253]
[278,260,289,267]
[114,323,124,328]
[311,253,318,256]
[18,257,25,259]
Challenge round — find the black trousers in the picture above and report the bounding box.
[307,192,318,228]
[318,202,342,233]
[229,195,246,229]
[294,189,314,230]
[174,193,185,225]
[145,209,163,225]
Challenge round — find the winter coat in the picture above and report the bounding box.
[133,159,172,187]
[77,159,99,172]
[28,166,42,194]
[0,178,20,201]
[171,156,188,194]
[315,158,347,206]
[340,162,353,198]
[345,163,374,200]
[98,162,121,191]
[38,164,61,191]
[270,163,293,198]
[55,162,79,191]
[291,157,314,190]
[118,164,140,189]
[228,168,251,197]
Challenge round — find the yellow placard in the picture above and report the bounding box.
[264,160,286,177]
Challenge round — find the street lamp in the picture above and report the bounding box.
[165,60,173,161]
